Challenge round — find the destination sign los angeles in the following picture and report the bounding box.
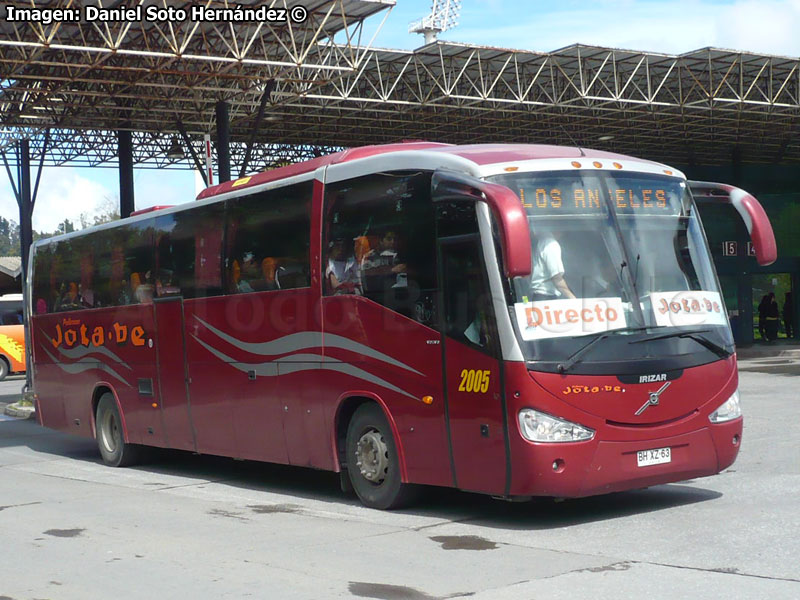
[517,186,678,216]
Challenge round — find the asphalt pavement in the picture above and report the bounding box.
[0,365,798,599]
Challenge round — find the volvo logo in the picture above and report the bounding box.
[635,381,671,416]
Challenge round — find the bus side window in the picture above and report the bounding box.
[120,220,155,305]
[323,171,438,326]
[1,311,20,325]
[437,203,500,357]
[33,245,54,314]
[155,203,225,299]
[224,182,312,295]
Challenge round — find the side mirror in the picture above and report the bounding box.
[432,171,532,278]
[689,181,777,266]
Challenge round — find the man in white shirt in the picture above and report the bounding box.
[530,234,576,300]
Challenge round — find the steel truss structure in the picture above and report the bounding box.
[1,128,342,172]
[0,0,387,169]
[1,1,799,169]
[293,43,800,166]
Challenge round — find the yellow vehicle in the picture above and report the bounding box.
[0,293,25,381]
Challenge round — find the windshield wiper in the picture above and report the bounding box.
[629,329,731,358]
[557,327,651,373]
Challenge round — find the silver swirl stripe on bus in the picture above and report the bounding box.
[193,316,423,375]
[44,336,134,371]
[191,333,419,401]
[40,343,132,388]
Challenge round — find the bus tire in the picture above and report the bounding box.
[0,357,8,381]
[95,393,141,467]
[345,403,417,510]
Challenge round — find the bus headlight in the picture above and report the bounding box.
[518,408,595,443]
[709,389,742,423]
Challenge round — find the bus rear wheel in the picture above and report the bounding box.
[345,403,417,510]
[95,393,142,467]
[0,357,8,381]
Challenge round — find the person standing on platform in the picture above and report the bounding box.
[757,294,770,340]
[764,293,780,341]
[783,291,794,339]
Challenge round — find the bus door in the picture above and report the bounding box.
[153,297,196,451]
[437,205,508,495]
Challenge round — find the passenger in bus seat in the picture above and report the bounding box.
[261,257,282,290]
[79,283,94,308]
[134,271,155,303]
[360,229,407,293]
[118,277,133,305]
[327,237,361,294]
[464,293,496,349]
[237,252,259,293]
[59,282,80,310]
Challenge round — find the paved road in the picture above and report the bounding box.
[0,374,25,404]
[0,368,798,600]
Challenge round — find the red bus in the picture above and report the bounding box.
[28,142,776,509]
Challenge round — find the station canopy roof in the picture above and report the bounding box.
[1,0,799,172]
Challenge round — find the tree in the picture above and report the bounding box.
[79,194,120,229]
[57,219,76,235]
[0,217,21,257]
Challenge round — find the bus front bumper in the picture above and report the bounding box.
[510,420,742,498]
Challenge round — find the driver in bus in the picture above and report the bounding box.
[530,230,576,301]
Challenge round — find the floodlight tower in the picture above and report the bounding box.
[409,0,462,45]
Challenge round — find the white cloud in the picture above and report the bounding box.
[0,167,112,232]
[0,166,197,235]
[132,168,196,211]
[0,175,18,227]
[715,1,800,56]
[31,168,116,232]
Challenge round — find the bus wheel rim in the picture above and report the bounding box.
[101,411,118,454]
[355,430,388,484]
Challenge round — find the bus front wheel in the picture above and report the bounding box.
[95,393,142,467]
[0,357,8,381]
[345,403,417,510]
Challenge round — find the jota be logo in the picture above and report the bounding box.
[650,291,726,327]
[515,297,627,340]
[51,318,146,349]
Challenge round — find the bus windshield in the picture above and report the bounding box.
[488,170,734,370]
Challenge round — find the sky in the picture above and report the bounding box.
[2,0,799,233]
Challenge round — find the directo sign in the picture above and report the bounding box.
[514,297,627,340]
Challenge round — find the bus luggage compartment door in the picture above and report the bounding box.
[153,297,195,451]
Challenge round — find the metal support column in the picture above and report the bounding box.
[240,80,275,178]
[216,100,231,183]
[17,140,33,283]
[17,140,34,392]
[118,128,135,218]
[176,120,208,187]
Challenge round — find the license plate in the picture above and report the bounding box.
[636,447,671,467]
